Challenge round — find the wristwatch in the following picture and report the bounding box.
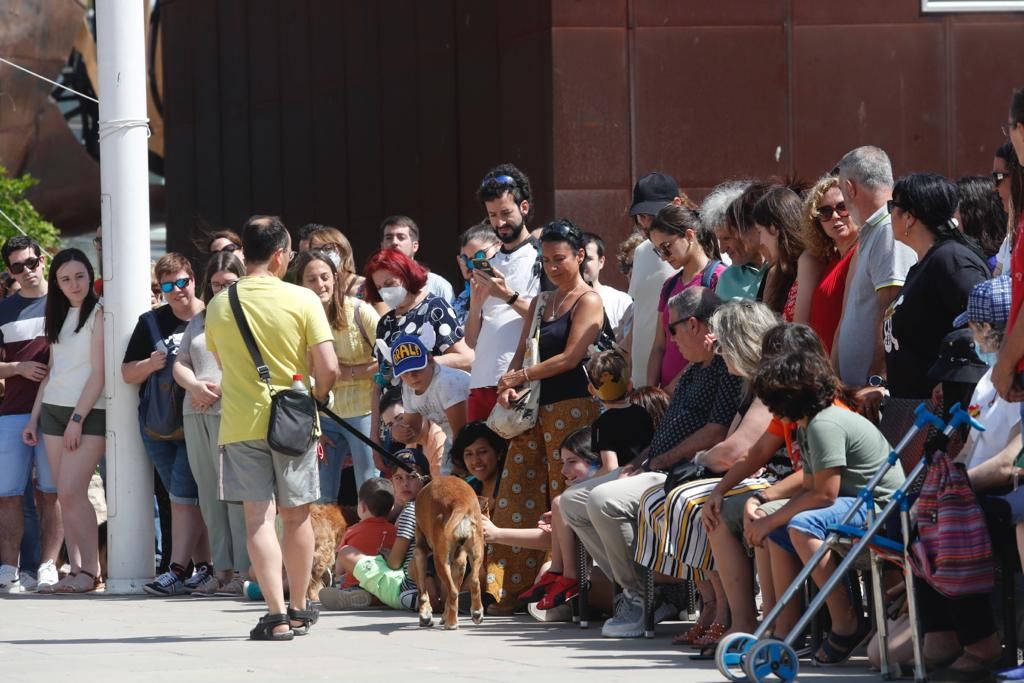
[867,375,887,389]
[71,413,83,424]
[507,291,520,305]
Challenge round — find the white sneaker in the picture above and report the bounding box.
[528,601,573,623]
[0,564,21,593]
[18,571,38,592]
[36,561,59,592]
[143,570,187,596]
[601,590,645,638]
[183,565,214,594]
[654,601,680,623]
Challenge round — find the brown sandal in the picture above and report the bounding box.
[692,622,728,649]
[672,623,708,645]
[39,570,77,594]
[54,569,102,594]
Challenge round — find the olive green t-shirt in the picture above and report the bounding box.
[796,405,906,508]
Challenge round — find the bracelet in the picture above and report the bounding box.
[507,291,519,305]
[522,367,530,382]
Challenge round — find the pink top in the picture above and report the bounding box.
[657,262,727,386]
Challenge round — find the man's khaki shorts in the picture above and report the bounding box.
[219,439,319,508]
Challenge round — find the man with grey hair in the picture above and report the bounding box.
[560,286,743,638]
[834,146,916,400]
[702,180,766,300]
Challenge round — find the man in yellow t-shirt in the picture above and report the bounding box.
[206,216,338,641]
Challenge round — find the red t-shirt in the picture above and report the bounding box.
[1011,217,1024,372]
[339,516,396,588]
[808,246,857,354]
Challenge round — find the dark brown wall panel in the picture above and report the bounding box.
[552,0,626,27]
[279,0,315,229]
[215,0,252,233]
[632,26,788,189]
[307,0,348,227]
[633,0,785,27]
[160,0,196,255]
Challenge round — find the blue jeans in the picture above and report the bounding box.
[140,430,198,505]
[318,413,377,503]
[768,496,867,555]
[0,413,55,496]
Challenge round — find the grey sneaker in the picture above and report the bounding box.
[189,572,222,596]
[214,575,245,597]
[601,590,645,638]
[183,565,214,594]
[0,564,21,593]
[143,570,187,596]
[319,586,374,610]
[18,570,38,592]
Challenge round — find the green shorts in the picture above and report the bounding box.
[40,403,106,437]
[721,493,790,538]
[352,554,406,610]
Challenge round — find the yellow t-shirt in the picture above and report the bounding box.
[331,297,380,418]
[206,276,334,445]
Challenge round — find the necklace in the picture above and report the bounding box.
[547,283,583,320]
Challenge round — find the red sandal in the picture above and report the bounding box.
[536,576,579,610]
[518,571,562,604]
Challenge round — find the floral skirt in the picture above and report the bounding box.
[485,396,599,607]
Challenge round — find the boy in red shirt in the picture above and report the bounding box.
[335,478,396,589]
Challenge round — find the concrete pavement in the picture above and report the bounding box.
[2,593,878,682]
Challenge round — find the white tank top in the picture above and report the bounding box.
[42,306,104,409]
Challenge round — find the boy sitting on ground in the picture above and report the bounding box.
[320,449,431,611]
[327,478,397,603]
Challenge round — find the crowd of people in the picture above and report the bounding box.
[3,87,1024,677]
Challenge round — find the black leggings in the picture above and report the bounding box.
[914,577,995,647]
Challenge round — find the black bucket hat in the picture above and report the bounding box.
[927,329,988,384]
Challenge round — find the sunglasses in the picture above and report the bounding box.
[541,220,581,242]
[481,174,516,189]
[886,199,906,215]
[217,243,241,253]
[816,202,849,221]
[159,277,191,293]
[9,256,41,275]
[993,171,1010,184]
[459,250,486,266]
[667,317,688,336]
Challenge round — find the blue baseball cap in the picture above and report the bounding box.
[391,447,430,476]
[952,276,1011,328]
[390,335,429,377]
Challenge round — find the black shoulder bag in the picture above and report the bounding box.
[228,285,318,457]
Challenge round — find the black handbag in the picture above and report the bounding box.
[228,285,317,457]
[662,460,713,494]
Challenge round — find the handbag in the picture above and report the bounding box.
[487,293,547,439]
[909,451,994,598]
[662,460,711,494]
[139,311,186,441]
[228,285,318,457]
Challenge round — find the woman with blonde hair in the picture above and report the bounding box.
[306,226,376,306]
[800,175,860,353]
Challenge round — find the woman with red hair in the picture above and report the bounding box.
[364,249,473,461]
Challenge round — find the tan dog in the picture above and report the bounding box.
[413,476,485,629]
[308,503,347,601]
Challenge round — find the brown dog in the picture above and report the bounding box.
[413,476,485,629]
[308,503,347,601]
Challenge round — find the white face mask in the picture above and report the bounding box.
[325,251,341,269]
[379,285,408,309]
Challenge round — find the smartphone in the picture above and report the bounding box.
[471,257,495,276]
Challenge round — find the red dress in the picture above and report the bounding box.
[808,246,857,353]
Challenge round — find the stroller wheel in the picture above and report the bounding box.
[716,632,757,681]
[743,639,799,683]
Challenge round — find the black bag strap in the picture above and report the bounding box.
[228,284,272,388]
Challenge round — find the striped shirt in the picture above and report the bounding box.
[0,294,48,416]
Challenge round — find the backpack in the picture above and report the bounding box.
[909,451,994,598]
[139,311,186,441]
[658,259,721,310]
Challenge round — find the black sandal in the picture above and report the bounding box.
[249,613,295,641]
[288,604,320,636]
[813,619,871,666]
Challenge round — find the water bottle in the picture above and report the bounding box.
[291,374,307,393]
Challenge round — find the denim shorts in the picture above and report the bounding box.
[768,496,867,555]
[0,413,56,496]
[141,429,198,505]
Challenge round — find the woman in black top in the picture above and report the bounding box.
[487,219,604,612]
[884,173,990,400]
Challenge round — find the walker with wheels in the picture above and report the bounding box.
[714,402,984,683]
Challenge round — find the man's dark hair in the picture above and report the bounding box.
[297,223,326,242]
[241,215,289,263]
[477,163,533,220]
[358,477,396,518]
[582,232,605,259]
[380,215,419,241]
[379,384,403,416]
[2,236,41,268]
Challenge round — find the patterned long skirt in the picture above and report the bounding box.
[634,477,769,580]
[485,396,599,607]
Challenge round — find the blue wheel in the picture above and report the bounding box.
[716,632,758,681]
[743,639,799,683]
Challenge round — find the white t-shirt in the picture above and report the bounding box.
[995,235,1012,277]
[963,368,1021,470]
[628,240,678,387]
[402,363,470,449]
[43,306,104,410]
[597,284,632,339]
[469,239,542,389]
[426,271,454,303]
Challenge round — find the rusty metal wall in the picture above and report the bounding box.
[160,0,1024,288]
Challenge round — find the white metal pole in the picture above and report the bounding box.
[96,0,154,593]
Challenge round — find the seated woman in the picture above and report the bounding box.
[450,421,505,499]
[633,299,779,652]
[748,335,905,665]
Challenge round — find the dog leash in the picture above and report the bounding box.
[316,402,414,473]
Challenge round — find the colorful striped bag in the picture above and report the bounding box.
[910,452,994,598]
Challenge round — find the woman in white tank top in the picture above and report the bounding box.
[23,248,105,594]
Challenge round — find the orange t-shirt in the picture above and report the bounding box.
[339,516,396,588]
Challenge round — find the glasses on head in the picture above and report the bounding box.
[9,256,41,275]
[159,277,192,293]
[481,174,516,189]
[993,171,1010,184]
[217,243,241,253]
[541,220,581,242]
[816,202,849,221]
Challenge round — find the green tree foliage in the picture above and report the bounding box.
[0,166,61,252]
